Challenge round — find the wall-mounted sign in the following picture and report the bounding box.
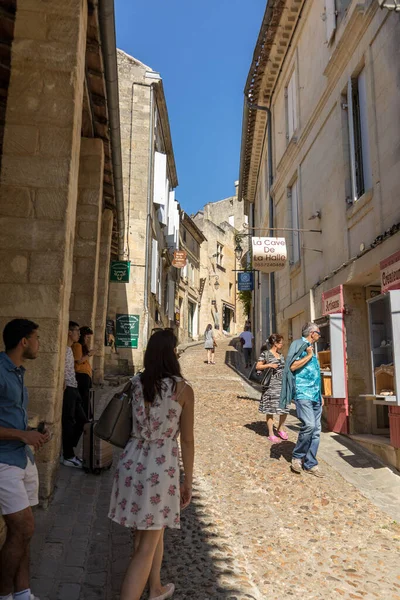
[252,238,287,273]
[172,250,187,268]
[238,272,254,291]
[115,314,140,348]
[322,285,344,315]
[110,261,130,283]
[380,250,400,293]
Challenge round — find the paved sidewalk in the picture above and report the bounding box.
[30,341,400,600]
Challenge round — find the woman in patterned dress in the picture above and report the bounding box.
[109,329,195,600]
[256,333,289,443]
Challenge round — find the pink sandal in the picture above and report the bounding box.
[267,435,280,443]
[277,430,288,440]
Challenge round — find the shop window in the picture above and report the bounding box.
[286,70,298,142]
[367,294,395,398]
[345,67,372,202]
[288,181,300,265]
[216,243,224,267]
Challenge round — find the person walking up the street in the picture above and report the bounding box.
[256,334,288,443]
[0,319,49,600]
[61,322,87,469]
[279,322,324,477]
[239,325,254,368]
[109,329,195,600]
[204,324,216,365]
[72,326,94,418]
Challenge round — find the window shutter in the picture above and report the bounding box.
[287,72,297,140]
[157,256,162,303]
[357,69,372,191]
[167,279,175,320]
[291,182,300,264]
[167,191,175,235]
[325,0,337,45]
[151,239,158,294]
[347,78,358,203]
[174,204,180,250]
[153,152,167,206]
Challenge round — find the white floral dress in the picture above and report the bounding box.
[109,375,184,530]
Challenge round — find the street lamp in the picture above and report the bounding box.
[235,239,243,262]
[214,276,220,290]
[377,0,399,9]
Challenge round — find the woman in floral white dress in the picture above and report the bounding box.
[109,330,195,600]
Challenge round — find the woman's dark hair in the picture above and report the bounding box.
[260,343,268,354]
[140,329,183,403]
[78,326,93,356]
[268,333,283,347]
[3,319,39,351]
[205,324,212,332]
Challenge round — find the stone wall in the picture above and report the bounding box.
[0,0,88,501]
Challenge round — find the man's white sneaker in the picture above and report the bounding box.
[291,458,302,474]
[304,466,324,478]
[62,456,82,469]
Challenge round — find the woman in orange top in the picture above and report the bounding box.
[72,326,94,418]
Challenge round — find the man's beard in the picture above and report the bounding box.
[23,349,37,360]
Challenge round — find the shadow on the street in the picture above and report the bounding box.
[329,433,399,473]
[159,485,258,600]
[270,441,295,463]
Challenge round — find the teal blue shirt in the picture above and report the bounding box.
[294,338,322,403]
[0,352,34,468]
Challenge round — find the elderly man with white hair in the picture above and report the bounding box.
[279,322,324,477]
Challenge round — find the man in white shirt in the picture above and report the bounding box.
[239,326,254,368]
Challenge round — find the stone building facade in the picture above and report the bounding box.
[193,185,248,338]
[176,211,206,344]
[239,0,400,467]
[106,50,180,374]
[0,0,124,502]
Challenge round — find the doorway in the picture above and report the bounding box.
[188,301,195,339]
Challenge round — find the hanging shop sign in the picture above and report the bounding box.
[110,261,130,283]
[238,272,254,291]
[380,250,400,293]
[252,237,287,273]
[172,250,187,268]
[322,285,344,315]
[115,314,140,348]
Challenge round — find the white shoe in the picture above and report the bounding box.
[150,583,175,600]
[62,457,82,469]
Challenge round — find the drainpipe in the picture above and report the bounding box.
[142,85,155,345]
[98,0,125,259]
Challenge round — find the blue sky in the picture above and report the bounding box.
[115,0,266,216]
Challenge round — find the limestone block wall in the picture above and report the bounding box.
[105,51,152,374]
[0,0,88,501]
[69,138,104,330]
[93,208,113,383]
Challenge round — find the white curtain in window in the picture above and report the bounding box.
[357,69,372,191]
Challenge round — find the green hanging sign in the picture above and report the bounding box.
[110,261,130,283]
[115,314,140,349]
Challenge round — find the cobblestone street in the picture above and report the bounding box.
[32,340,400,600]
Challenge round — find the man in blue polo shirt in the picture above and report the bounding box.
[0,319,49,600]
[290,322,324,477]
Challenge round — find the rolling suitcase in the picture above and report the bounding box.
[82,421,114,474]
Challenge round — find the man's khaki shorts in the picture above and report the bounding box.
[0,460,39,515]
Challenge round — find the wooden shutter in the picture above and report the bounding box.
[167,279,175,320]
[329,313,347,398]
[347,78,358,203]
[325,0,336,44]
[153,152,167,205]
[151,239,158,294]
[167,191,175,235]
